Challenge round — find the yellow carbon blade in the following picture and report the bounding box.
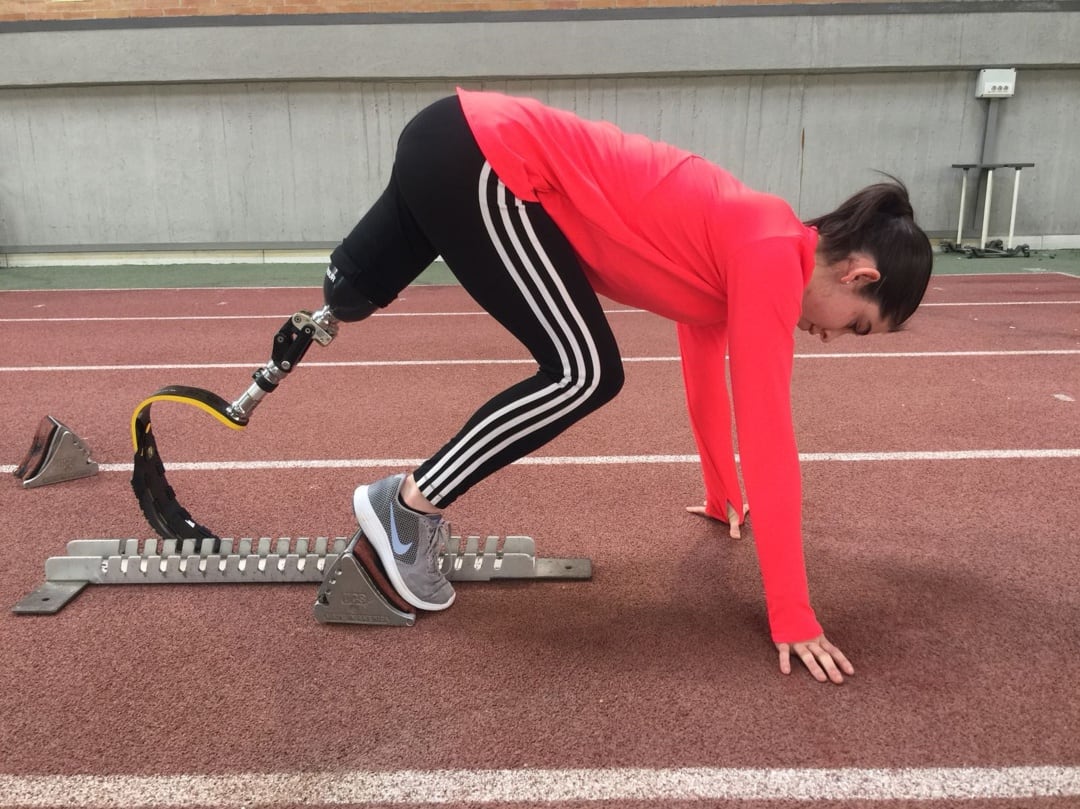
[131,389,245,450]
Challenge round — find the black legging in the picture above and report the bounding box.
[331,96,624,507]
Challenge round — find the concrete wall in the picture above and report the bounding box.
[1,3,1078,253]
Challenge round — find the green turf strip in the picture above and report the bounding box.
[0,261,457,291]
[0,252,1076,291]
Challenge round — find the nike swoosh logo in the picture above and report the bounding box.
[389,502,414,556]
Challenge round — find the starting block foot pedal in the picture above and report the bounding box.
[314,532,416,626]
[14,416,99,489]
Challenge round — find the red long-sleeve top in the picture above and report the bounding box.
[458,88,822,643]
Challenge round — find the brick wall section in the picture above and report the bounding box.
[3,0,944,24]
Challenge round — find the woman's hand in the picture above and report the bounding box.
[776,634,854,684]
[685,502,748,539]
[685,502,851,683]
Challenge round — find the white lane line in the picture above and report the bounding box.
[0,765,1077,806]
[0,270,1075,295]
[2,301,1078,323]
[3,450,1077,476]
[0,285,326,294]
[922,300,1080,306]
[791,350,1080,359]
[929,271,1080,280]
[0,309,643,323]
[2,349,1079,373]
[1,314,309,323]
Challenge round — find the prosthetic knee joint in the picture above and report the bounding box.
[225,263,378,423]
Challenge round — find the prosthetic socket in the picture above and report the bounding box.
[225,264,377,424]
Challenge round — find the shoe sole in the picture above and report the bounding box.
[353,484,456,612]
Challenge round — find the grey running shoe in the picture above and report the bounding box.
[353,473,456,611]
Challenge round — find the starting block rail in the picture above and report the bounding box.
[13,533,592,624]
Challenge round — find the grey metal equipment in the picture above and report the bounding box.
[13,416,99,489]
[941,162,1034,258]
[13,533,592,622]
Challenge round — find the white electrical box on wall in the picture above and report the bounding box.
[976,68,1017,98]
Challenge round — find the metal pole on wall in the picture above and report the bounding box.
[973,97,1000,243]
[981,168,994,249]
[956,169,968,245]
[1007,168,1022,249]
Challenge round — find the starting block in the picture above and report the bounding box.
[13,416,98,489]
[13,531,592,624]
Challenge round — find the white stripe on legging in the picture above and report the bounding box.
[418,163,602,501]
[433,191,603,494]
[416,167,578,494]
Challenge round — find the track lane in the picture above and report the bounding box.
[2,275,1078,806]
[2,461,1078,779]
[4,295,1078,367]
[0,270,1077,319]
[2,352,1077,469]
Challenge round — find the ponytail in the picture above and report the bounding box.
[805,176,933,328]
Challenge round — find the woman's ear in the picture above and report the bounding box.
[841,253,880,286]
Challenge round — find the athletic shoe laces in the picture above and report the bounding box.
[424,517,449,575]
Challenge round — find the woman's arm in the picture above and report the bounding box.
[676,321,744,531]
[726,237,822,643]
[725,237,854,683]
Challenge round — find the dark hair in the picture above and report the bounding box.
[804,177,933,328]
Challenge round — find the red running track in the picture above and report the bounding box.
[0,273,1078,807]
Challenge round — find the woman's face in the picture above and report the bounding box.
[799,254,888,343]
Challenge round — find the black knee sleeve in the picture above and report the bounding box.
[323,264,378,322]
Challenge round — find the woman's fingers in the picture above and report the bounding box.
[776,634,855,685]
[686,503,747,540]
